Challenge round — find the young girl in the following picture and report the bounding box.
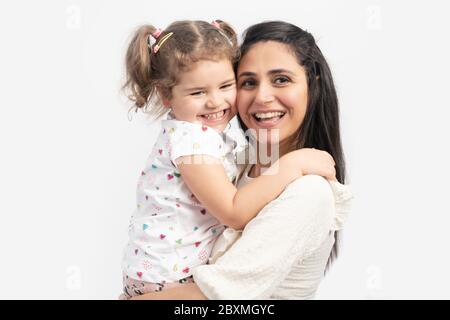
[120,19,336,299]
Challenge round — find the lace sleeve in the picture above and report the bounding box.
[193,175,338,299]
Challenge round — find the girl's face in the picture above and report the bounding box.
[167,59,237,132]
[236,41,308,152]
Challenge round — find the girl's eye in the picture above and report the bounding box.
[220,83,235,90]
[190,91,204,96]
[274,76,290,85]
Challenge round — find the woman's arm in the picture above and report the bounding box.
[176,149,335,230]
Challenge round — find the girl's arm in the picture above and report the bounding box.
[176,148,335,230]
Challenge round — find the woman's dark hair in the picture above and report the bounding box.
[237,21,346,270]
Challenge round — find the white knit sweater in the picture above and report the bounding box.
[192,173,353,299]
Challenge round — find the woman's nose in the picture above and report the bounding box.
[254,82,275,106]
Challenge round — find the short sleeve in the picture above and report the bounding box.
[222,124,248,155]
[162,120,225,164]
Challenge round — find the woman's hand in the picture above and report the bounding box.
[283,148,336,181]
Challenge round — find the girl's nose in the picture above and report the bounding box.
[205,93,222,109]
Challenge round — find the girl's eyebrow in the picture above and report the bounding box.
[238,69,295,79]
[220,78,237,85]
[184,86,206,92]
[184,78,235,92]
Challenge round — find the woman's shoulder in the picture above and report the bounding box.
[281,175,353,231]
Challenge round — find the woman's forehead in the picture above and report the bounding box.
[237,41,304,75]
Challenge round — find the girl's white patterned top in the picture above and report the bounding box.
[122,113,247,283]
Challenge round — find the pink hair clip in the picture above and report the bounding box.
[211,20,220,29]
[152,32,174,54]
[151,28,162,39]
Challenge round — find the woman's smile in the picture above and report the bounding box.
[236,41,308,147]
[250,110,287,128]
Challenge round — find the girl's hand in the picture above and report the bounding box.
[284,148,337,181]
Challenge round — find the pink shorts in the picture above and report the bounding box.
[119,273,195,300]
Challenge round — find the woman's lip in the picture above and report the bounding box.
[249,113,285,128]
[250,110,286,115]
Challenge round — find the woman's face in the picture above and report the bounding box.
[236,41,308,152]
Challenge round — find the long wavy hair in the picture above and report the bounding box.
[237,21,346,271]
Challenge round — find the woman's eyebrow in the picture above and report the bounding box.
[237,71,256,79]
[238,69,296,79]
[267,69,295,76]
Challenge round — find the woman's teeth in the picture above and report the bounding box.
[253,111,285,121]
[202,110,226,120]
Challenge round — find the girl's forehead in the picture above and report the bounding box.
[176,59,235,87]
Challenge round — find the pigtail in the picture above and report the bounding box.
[123,25,158,111]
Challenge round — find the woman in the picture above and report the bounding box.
[131,20,352,300]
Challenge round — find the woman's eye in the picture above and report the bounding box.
[239,79,255,88]
[274,76,290,85]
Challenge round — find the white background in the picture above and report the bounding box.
[1,0,449,299]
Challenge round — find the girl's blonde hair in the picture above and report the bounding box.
[123,20,239,118]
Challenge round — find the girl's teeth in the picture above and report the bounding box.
[204,110,225,120]
[254,111,285,119]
